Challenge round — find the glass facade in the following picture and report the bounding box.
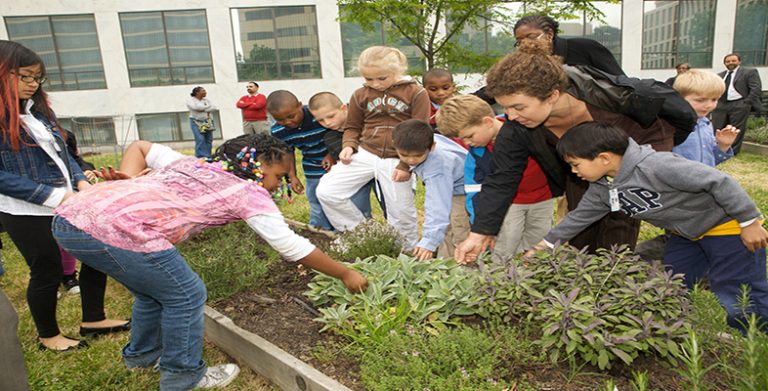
[120,10,214,87]
[5,14,106,91]
[136,111,221,142]
[339,7,425,76]
[642,0,717,69]
[733,0,768,66]
[559,2,623,64]
[232,6,322,81]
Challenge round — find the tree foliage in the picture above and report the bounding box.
[337,0,618,73]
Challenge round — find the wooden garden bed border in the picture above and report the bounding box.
[743,141,768,155]
[203,219,347,390]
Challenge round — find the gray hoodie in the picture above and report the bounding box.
[545,139,762,244]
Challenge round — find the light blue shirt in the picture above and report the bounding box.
[672,116,732,167]
[411,134,467,251]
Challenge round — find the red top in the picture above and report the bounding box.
[236,94,267,121]
[486,141,552,205]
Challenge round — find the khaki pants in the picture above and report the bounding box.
[493,199,554,258]
[243,120,271,135]
[437,195,471,259]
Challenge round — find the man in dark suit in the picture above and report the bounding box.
[711,53,763,155]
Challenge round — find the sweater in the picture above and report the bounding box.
[236,94,267,121]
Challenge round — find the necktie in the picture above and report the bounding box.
[724,71,733,94]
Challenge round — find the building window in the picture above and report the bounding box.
[57,117,117,146]
[136,112,222,142]
[232,6,322,81]
[5,14,106,91]
[119,10,214,87]
[339,8,425,77]
[642,0,716,69]
[559,2,623,65]
[448,2,523,72]
[733,0,768,66]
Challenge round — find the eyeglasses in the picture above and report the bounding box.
[15,74,47,85]
[514,32,546,48]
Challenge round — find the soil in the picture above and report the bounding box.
[212,228,734,391]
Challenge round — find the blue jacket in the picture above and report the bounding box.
[411,134,467,251]
[672,116,732,167]
[0,111,86,205]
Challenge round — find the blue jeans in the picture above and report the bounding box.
[305,177,333,230]
[190,118,213,159]
[52,216,206,391]
[664,234,768,333]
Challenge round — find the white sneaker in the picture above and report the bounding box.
[195,364,240,389]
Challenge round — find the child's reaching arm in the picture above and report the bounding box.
[246,213,367,292]
[414,172,455,260]
[96,141,184,180]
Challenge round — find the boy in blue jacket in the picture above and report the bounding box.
[393,119,469,260]
[530,121,768,332]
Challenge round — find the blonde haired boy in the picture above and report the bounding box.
[437,95,554,257]
[672,69,739,167]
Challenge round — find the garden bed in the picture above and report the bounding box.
[205,226,749,391]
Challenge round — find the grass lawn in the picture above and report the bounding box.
[1,149,767,390]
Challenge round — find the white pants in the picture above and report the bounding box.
[317,148,417,249]
[493,199,554,257]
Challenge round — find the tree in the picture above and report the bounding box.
[337,0,618,73]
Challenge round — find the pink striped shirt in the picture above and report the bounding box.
[56,157,278,252]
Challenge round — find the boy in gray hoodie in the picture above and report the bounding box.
[530,122,768,332]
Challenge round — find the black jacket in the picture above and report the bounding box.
[470,67,697,236]
[474,36,625,105]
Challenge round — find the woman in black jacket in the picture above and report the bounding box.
[455,39,695,263]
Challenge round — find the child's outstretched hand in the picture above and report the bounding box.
[321,154,336,171]
[741,219,768,252]
[341,269,368,292]
[339,147,355,165]
[95,166,152,181]
[715,125,740,151]
[289,175,305,194]
[412,246,434,261]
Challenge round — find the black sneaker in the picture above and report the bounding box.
[62,272,80,295]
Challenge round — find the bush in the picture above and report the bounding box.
[359,325,512,391]
[478,245,690,369]
[745,123,768,145]
[327,219,405,260]
[305,255,485,346]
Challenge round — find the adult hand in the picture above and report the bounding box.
[412,246,434,261]
[321,154,336,171]
[741,220,768,252]
[290,176,305,195]
[391,168,411,182]
[341,269,368,293]
[454,232,495,264]
[339,147,355,165]
[524,240,551,257]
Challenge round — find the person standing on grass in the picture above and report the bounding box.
[0,40,129,352]
[236,81,269,135]
[316,46,430,250]
[186,86,216,158]
[711,53,763,155]
[53,134,368,390]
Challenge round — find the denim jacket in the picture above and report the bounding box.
[0,111,86,205]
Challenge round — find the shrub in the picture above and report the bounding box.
[478,245,690,369]
[745,122,768,145]
[359,325,512,391]
[327,219,404,260]
[305,254,485,346]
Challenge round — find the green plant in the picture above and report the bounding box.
[305,254,485,346]
[674,328,718,391]
[630,370,650,391]
[359,325,511,391]
[745,122,768,145]
[478,245,690,369]
[327,219,404,261]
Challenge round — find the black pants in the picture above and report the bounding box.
[711,99,751,155]
[0,213,107,338]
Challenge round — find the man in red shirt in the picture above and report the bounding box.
[236,81,269,135]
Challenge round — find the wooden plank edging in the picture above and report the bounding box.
[742,141,768,155]
[204,306,353,391]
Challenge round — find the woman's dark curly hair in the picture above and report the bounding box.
[484,39,569,100]
[212,133,292,181]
